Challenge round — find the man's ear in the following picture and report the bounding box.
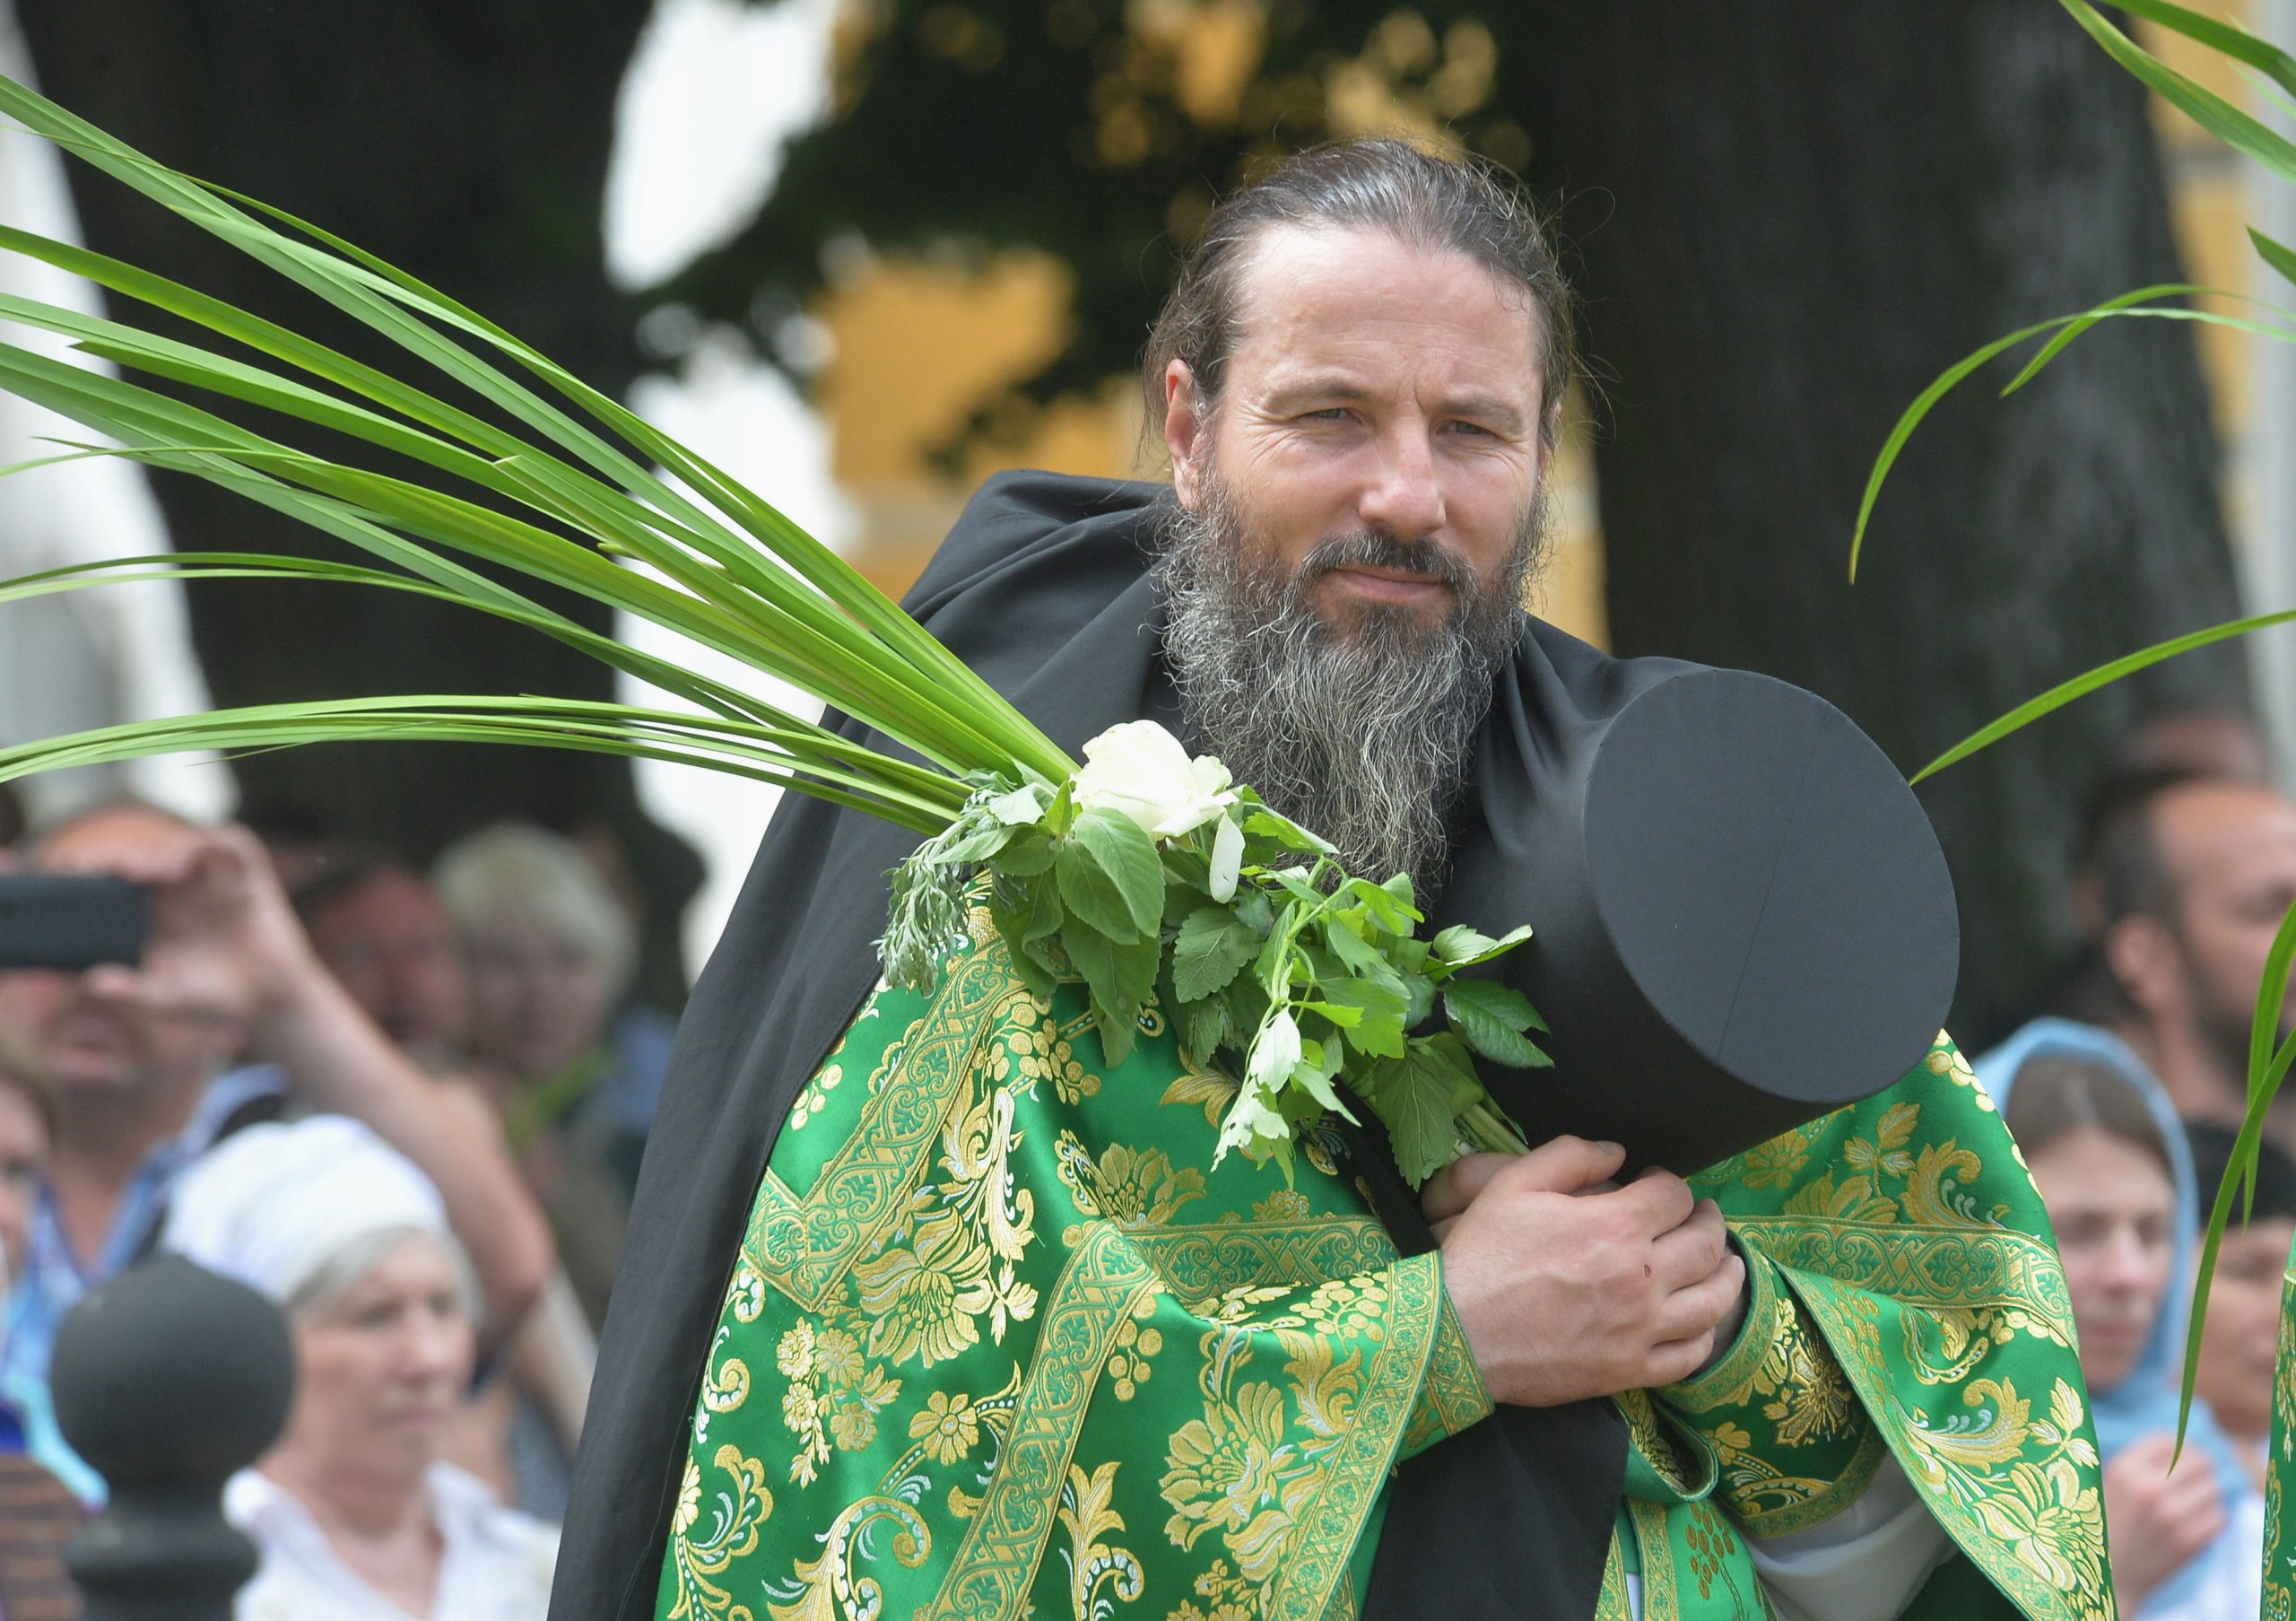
[2105,913,2187,1021]
[1163,360,1206,509]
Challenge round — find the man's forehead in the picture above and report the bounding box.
[2156,780,2296,881]
[1224,223,1543,391]
[32,803,197,867]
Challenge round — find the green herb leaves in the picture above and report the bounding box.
[1171,905,1259,1001]
[1443,979,1551,1069]
[1059,807,1163,940]
[893,734,1546,1187]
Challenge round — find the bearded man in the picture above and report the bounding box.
[554,142,2107,1621]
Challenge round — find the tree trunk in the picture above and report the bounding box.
[1509,1,2246,1043]
[14,0,701,1008]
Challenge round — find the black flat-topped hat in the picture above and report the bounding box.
[1441,650,1960,1175]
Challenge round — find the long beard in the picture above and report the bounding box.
[1156,460,1547,896]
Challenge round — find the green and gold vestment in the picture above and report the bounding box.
[657,916,2112,1621]
[2261,1241,2296,1617]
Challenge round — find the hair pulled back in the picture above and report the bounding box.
[1143,137,1578,456]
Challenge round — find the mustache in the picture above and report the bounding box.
[1296,530,1474,593]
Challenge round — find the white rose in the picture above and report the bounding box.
[1072,720,1239,841]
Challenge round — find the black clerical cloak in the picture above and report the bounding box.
[551,466,1856,1620]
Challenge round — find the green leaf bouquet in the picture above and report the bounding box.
[0,77,1539,1186]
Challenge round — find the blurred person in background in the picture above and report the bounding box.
[0,1031,83,1621]
[2074,771,2296,1146]
[434,822,670,1329]
[0,798,552,1487]
[239,804,353,895]
[163,1116,556,1621]
[1982,1020,2258,1620]
[2113,706,2270,788]
[295,849,591,1521]
[2183,1120,2296,1485]
[297,853,474,1076]
[0,781,25,859]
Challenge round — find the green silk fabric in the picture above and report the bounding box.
[2263,1234,2296,1618]
[656,920,2111,1621]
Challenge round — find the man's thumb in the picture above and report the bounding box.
[1507,1135,1628,1196]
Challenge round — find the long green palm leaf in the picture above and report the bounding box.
[0,696,966,831]
[0,74,1074,795]
[0,289,1025,768]
[1909,608,2296,782]
[0,75,1071,784]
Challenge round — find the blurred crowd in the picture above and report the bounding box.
[1980,705,2296,1621]
[3,702,2296,1620]
[0,789,671,1620]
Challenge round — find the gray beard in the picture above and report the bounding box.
[1155,463,1546,897]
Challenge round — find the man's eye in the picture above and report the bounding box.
[1447,421,1496,438]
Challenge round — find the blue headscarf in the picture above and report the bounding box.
[1978,1017,2256,1614]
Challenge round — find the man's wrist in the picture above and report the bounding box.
[244,940,342,1041]
[247,937,328,1010]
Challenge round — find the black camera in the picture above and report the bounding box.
[0,875,150,970]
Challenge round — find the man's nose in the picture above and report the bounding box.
[1357,423,1445,539]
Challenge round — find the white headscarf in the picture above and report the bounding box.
[161,1115,459,1308]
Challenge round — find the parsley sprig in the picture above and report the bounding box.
[883,771,1547,1186]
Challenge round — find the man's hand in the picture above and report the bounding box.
[59,819,555,1350]
[57,823,321,1021]
[1425,1137,1744,1406]
[2102,1434,2226,1609]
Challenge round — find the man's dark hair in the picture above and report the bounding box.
[1142,137,1578,455]
[2187,1120,2296,1225]
[290,845,427,928]
[2055,764,2232,1025]
[2079,765,2223,929]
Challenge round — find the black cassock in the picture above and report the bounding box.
[550,468,1953,1619]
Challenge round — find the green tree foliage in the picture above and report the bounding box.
[657,0,1518,455]
[660,0,2248,1041]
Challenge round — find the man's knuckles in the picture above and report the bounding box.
[1507,1135,1625,1195]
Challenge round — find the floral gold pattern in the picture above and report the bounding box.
[660,957,2100,1621]
[2259,1242,2296,1621]
[659,935,1483,1621]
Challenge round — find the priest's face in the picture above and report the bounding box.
[1152,224,1551,892]
[1160,222,1550,641]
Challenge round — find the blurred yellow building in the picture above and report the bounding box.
[2144,2,2272,502]
[809,5,2268,662]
